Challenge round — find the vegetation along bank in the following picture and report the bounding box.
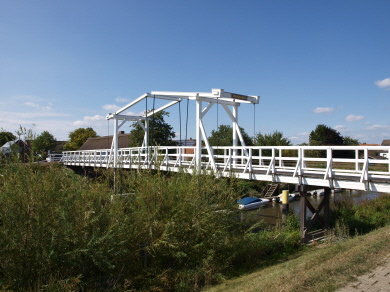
[0,162,388,291]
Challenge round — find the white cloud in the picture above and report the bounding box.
[375,77,390,88]
[13,95,47,102]
[313,107,334,113]
[290,132,309,139]
[364,124,390,131]
[334,125,352,133]
[115,97,129,103]
[334,125,347,130]
[102,104,121,111]
[0,110,73,141]
[24,101,53,111]
[122,110,143,116]
[289,132,309,144]
[345,114,364,122]
[73,121,88,127]
[24,101,39,108]
[0,110,68,119]
[73,115,106,126]
[86,115,105,121]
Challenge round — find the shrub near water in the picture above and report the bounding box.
[0,163,137,290]
[332,194,390,235]
[0,164,300,291]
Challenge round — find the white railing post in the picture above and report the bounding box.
[360,148,369,183]
[279,148,282,167]
[195,98,202,170]
[324,147,333,180]
[355,149,359,171]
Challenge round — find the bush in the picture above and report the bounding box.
[0,163,302,291]
[332,195,390,235]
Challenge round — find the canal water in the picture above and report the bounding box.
[240,190,388,225]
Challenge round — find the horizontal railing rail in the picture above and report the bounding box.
[61,145,390,192]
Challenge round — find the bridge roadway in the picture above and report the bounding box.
[61,145,390,193]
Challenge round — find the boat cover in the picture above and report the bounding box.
[237,197,261,205]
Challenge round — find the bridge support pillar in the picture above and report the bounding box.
[299,185,331,243]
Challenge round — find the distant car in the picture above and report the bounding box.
[46,153,63,162]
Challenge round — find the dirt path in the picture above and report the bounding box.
[337,254,390,292]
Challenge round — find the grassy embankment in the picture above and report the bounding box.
[207,224,390,292]
[0,162,388,291]
[207,191,390,292]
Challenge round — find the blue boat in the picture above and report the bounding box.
[237,197,270,210]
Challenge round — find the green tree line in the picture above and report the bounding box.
[1,117,361,161]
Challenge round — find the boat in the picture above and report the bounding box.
[237,197,270,210]
[311,189,325,197]
[272,193,299,203]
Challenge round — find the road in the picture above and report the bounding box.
[337,254,390,292]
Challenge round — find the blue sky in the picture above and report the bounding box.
[1,0,389,145]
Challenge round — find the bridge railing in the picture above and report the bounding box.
[61,145,390,188]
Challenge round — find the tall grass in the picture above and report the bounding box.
[0,163,300,291]
[331,194,390,235]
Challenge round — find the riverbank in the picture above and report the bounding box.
[206,224,390,292]
[0,163,388,290]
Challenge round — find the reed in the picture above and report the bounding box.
[331,194,390,235]
[0,163,305,290]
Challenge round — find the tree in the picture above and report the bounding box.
[253,130,292,146]
[343,136,360,146]
[252,130,292,157]
[309,124,344,146]
[1,126,35,162]
[64,127,97,151]
[33,131,56,159]
[0,130,16,146]
[308,124,360,158]
[129,111,176,147]
[208,125,253,146]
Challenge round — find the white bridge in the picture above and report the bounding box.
[61,89,390,193]
[62,145,390,193]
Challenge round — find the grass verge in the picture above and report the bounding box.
[206,224,390,292]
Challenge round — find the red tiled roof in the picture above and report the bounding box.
[79,134,130,150]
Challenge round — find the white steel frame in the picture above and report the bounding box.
[63,89,390,193]
[106,89,259,168]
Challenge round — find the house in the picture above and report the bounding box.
[359,141,390,160]
[53,141,66,152]
[379,140,390,159]
[79,132,130,150]
[381,140,390,146]
[0,139,32,162]
[174,138,196,155]
[359,143,379,158]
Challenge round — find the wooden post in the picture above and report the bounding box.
[282,190,289,224]
[323,187,331,230]
[299,185,308,242]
